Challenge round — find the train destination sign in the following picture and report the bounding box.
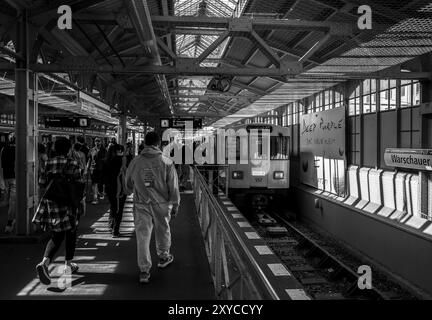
[246,124,273,132]
[384,149,432,171]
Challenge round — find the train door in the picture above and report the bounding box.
[249,130,269,188]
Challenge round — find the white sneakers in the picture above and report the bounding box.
[157,254,174,268]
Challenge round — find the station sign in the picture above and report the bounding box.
[384,148,432,171]
[45,117,91,128]
[160,118,202,129]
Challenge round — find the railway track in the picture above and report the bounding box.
[248,211,418,300]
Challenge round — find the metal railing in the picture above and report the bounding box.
[191,165,279,300]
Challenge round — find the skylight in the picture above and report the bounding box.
[174,0,243,113]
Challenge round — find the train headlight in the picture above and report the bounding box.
[232,171,243,179]
[273,171,284,179]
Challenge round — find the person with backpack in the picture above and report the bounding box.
[32,137,84,285]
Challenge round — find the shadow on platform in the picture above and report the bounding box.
[0,195,214,299]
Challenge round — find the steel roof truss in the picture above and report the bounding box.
[248,30,281,68]
[196,30,230,64]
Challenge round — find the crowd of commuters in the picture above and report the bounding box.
[0,132,182,285]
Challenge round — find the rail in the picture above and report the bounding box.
[191,165,280,300]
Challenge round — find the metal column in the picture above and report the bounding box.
[132,129,136,152]
[15,10,37,235]
[418,171,430,219]
[119,113,127,146]
[419,80,432,219]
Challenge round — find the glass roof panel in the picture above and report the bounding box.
[174,0,241,113]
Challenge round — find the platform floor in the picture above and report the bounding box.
[0,193,215,299]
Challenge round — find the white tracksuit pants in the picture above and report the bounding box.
[133,202,172,273]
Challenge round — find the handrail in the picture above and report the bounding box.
[191,165,280,300]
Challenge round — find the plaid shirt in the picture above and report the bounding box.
[33,156,83,232]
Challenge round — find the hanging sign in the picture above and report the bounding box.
[45,117,91,128]
[384,149,432,171]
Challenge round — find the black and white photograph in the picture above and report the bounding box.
[0,0,431,315]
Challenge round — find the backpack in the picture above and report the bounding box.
[44,161,85,208]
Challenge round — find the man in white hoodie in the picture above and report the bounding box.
[125,131,180,284]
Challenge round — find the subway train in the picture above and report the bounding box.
[159,122,291,212]
[222,123,291,212]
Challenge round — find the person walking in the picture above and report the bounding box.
[70,141,88,219]
[32,137,84,285]
[87,138,107,204]
[125,131,180,284]
[1,133,16,233]
[76,136,89,163]
[102,144,127,238]
[70,142,86,175]
[124,141,135,167]
[138,141,145,154]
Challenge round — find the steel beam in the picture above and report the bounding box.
[125,0,172,109]
[299,33,332,62]
[2,61,428,80]
[94,23,125,67]
[176,112,227,118]
[298,71,432,80]
[25,63,299,77]
[150,16,354,35]
[231,80,267,96]
[157,37,177,61]
[90,25,123,58]
[248,30,281,67]
[170,28,225,36]
[170,94,253,101]
[172,86,209,91]
[0,46,23,61]
[196,30,230,64]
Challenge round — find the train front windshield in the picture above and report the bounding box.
[250,133,290,160]
[270,135,289,160]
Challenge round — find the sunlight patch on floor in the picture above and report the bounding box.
[16,202,135,297]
